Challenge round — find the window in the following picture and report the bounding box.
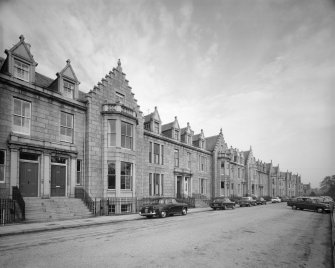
[51,156,66,163]
[220,162,225,175]
[13,98,31,135]
[154,143,160,164]
[200,179,206,195]
[121,162,132,190]
[144,123,150,131]
[187,152,191,169]
[161,145,164,165]
[154,122,159,134]
[221,181,225,188]
[149,142,152,163]
[77,160,82,185]
[199,155,206,171]
[108,204,116,214]
[63,80,74,99]
[121,204,131,213]
[174,129,179,140]
[121,121,133,149]
[60,112,74,143]
[14,60,29,81]
[149,173,164,196]
[116,92,125,103]
[0,150,5,183]
[174,149,179,167]
[108,162,116,189]
[107,120,116,146]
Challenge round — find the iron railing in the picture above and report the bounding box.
[0,199,16,225]
[75,187,97,215]
[12,186,25,221]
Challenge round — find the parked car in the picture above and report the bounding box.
[239,196,257,207]
[287,197,297,207]
[290,197,331,213]
[139,197,188,218]
[256,197,267,205]
[210,197,235,210]
[271,197,281,203]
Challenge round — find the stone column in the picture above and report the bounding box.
[9,149,18,197]
[69,157,76,197]
[42,153,50,198]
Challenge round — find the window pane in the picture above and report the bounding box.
[66,114,73,127]
[14,99,22,115]
[0,151,4,165]
[13,115,22,126]
[0,166,4,182]
[108,162,115,174]
[22,118,30,129]
[108,120,116,132]
[127,124,132,136]
[22,102,31,117]
[61,113,66,126]
[121,122,126,135]
[121,136,125,147]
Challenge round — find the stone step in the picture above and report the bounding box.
[23,197,93,223]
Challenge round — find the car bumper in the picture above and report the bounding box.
[139,211,157,216]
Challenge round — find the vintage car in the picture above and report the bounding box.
[256,197,267,205]
[287,197,297,207]
[139,197,188,218]
[271,197,281,203]
[291,197,331,213]
[210,197,235,210]
[239,196,257,207]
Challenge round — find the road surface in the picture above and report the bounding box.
[0,203,332,267]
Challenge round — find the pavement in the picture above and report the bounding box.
[0,207,210,237]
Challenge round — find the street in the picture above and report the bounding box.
[0,203,332,268]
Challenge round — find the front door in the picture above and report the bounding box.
[51,165,66,196]
[176,176,182,198]
[19,162,39,197]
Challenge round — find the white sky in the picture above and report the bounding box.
[0,0,334,188]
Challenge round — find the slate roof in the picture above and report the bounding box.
[161,122,174,132]
[35,72,55,89]
[144,113,152,123]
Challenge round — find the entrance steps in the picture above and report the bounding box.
[24,197,93,223]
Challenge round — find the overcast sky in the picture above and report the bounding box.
[1,0,334,188]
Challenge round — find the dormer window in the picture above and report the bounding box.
[14,59,29,82]
[63,80,74,99]
[154,121,159,134]
[174,129,179,140]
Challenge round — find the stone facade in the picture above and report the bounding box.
[0,35,306,206]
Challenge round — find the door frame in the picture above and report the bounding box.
[50,160,67,197]
[19,158,40,197]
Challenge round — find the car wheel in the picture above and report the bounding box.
[248,204,251,207]
[317,208,324,213]
[181,207,187,215]
[160,211,167,218]
[292,205,296,210]
[212,207,217,210]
